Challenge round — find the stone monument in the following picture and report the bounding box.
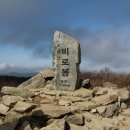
[53,31,81,91]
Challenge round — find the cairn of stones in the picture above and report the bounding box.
[0,31,130,130]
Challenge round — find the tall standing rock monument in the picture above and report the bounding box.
[53,31,81,91]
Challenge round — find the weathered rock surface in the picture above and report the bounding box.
[53,31,81,91]
[14,101,37,113]
[66,114,84,126]
[0,104,9,115]
[4,110,23,123]
[1,87,34,98]
[95,87,108,96]
[102,103,119,117]
[18,69,54,89]
[117,88,130,101]
[91,93,118,105]
[82,79,90,88]
[2,95,24,107]
[40,88,93,98]
[96,106,106,114]
[73,101,98,111]
[32,104,70,118]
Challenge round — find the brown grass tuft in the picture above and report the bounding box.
[80,68,130,90]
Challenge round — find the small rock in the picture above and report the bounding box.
[91,109,97,113]
[117,88,130,101]
[14,101,37,113]
[66,114,84,126]
[121,102,127,110]
[96,88,108,96]
[102,103,119,117]
[82,79,91,88]
[0,104,9,115]
[96,106,106,114]
[2,95,24,107]
[72,88,93,98]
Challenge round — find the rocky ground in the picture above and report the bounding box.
[0,69,130,130]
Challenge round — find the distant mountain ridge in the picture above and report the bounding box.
[0,72,37,77]
[0,75,30,89]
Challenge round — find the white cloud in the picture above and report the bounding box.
[0,63,44,75]
[0,63,7,70]
[80,26,130,72]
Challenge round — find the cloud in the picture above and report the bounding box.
[80,26,130,72]
[0,0,130,72]
[0,63,44,76]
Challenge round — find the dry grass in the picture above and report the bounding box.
[80,68,130,91]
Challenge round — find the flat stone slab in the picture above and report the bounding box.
[14,101,37,113]
[66,114,84,126]
[73,101,98,111]
[1,86,34,98]
[40,88,93,98]
[2,95,24,107]
[32,104,71,118]
[53,31,81,91]
[0,104,9,115]
[91,94,118,105]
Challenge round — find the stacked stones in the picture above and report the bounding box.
[0,69,130,130]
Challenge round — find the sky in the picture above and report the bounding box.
[0,0,130,74]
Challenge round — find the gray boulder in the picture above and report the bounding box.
[66,114,84,126]
[1,86,34,98]
[18,69,54,89]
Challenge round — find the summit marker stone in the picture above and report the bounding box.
[53,31,81,91]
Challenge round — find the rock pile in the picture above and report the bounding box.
[0,69,130,130]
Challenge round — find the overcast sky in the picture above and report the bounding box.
[0,0,130,74]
